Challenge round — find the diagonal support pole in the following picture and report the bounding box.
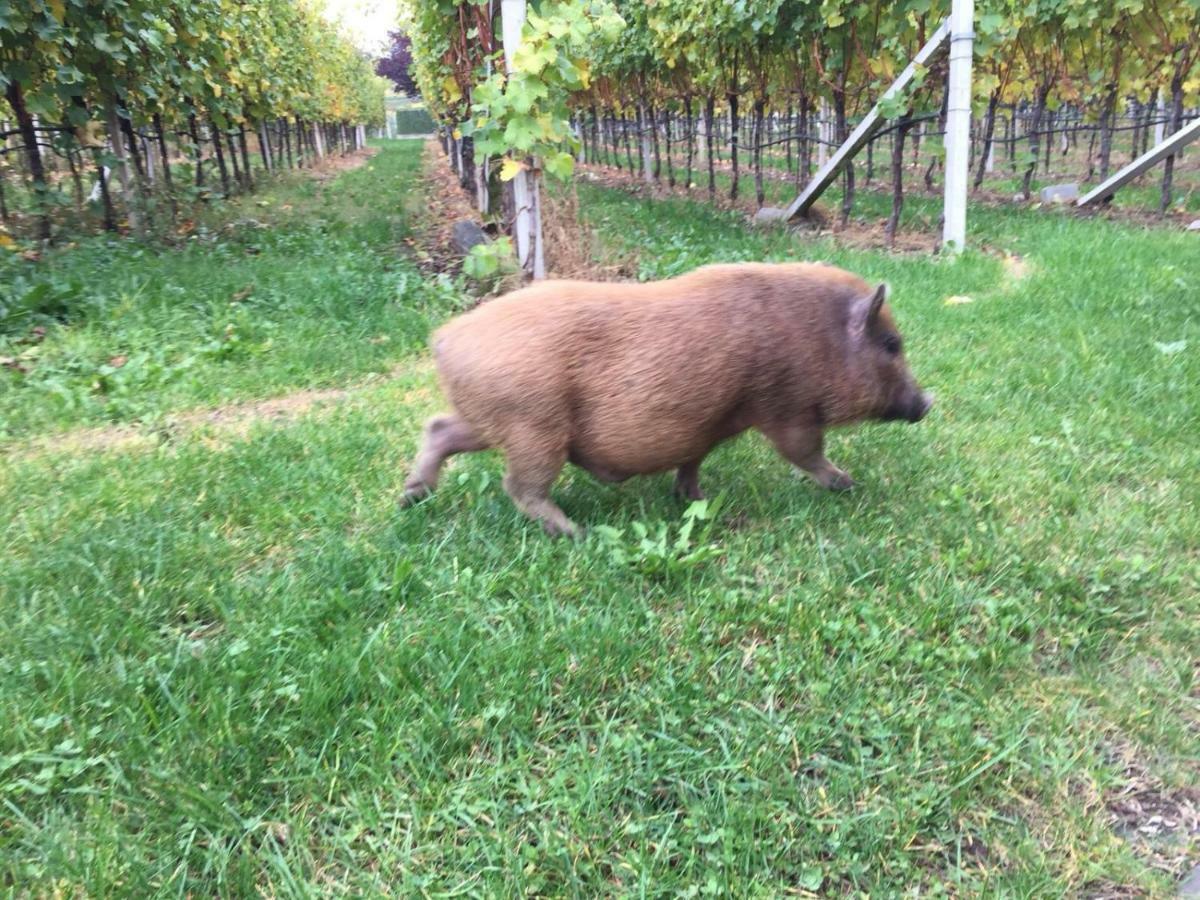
[785,18,950,221]
[1076,117,1200,208]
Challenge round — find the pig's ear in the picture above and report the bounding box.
[851,283,889,333]
[867,283,888,322]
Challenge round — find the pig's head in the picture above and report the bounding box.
[848,283,933,424]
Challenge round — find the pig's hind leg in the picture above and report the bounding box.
[501,437,577,539]
[401,413,490,505]
[760,423,854,491]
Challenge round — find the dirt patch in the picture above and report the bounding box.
[1077,879,1152,899]
[818,218,939,253]
[309,146,379,183]
[407,139,485,279]
[1001,252,1032,283]
[539,180,626,280]
[7,359,434,462]
[1104,743,1200,879]
[170,384,362,441]
[1075,200,1200,230]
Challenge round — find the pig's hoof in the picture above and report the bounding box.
[543,519,582,540]
[399,484,431,507]
[827,472,855,492]
[673,483,705,502]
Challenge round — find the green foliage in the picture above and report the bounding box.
[0,0,388,240]
[593,497,725,578]
[0,0,387,127]
[461,236,517,282]
[416,1,623,178]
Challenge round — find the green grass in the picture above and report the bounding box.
[2,139,1199,896]
[0,143,458,438]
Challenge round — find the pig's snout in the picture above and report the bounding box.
[907,390,934,423]
[883,388,934,423]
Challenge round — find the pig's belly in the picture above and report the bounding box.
[568,444,691,481]
[567,412,744,480]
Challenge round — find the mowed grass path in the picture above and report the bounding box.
[2,141,1198,895]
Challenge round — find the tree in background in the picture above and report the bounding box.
[376,31,418,96]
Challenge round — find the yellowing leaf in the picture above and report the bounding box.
[452,128,462,140]
[944,295,974,306]
[499,158,525,181]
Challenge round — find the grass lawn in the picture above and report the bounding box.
[2,139,1198,896]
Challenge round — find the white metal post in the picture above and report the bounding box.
[1077,117,1200,207]
[942,0,974,252]
[501,0,541,278]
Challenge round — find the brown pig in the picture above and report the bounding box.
[401,261,933,537]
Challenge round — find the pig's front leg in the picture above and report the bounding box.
[673,458,706,501]
[760,423,854,491]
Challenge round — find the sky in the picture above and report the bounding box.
[319,0,399,56]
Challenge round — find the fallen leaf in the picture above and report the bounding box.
[1,356,29,374]
[1154,340,1187,355]
[945,295,974,306]
[368,335,390,345]
[231,286,254,303]
[1002,253,1030,281]
[108,355,128,368]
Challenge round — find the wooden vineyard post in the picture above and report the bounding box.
[501,0,545,279]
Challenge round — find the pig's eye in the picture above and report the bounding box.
[882,335,902,356]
